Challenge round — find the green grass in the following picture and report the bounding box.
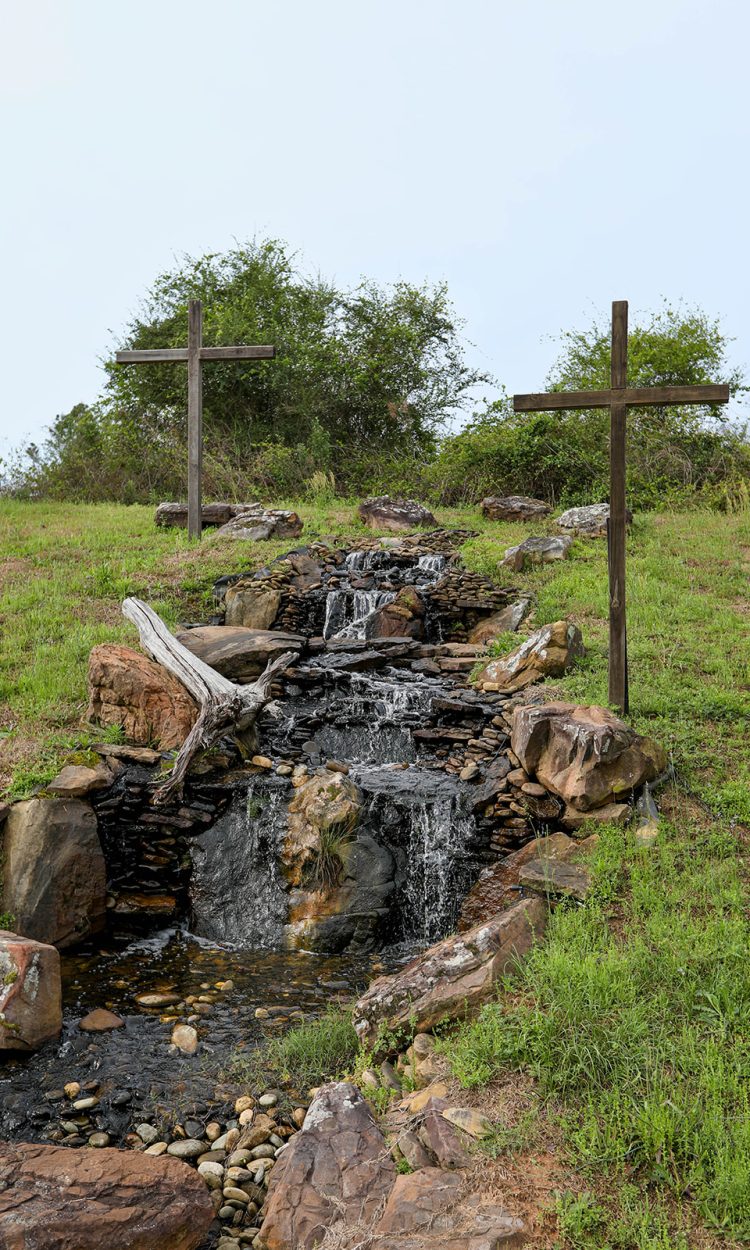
[228,1007,360,1092]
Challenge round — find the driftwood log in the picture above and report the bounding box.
[122,597,294,803]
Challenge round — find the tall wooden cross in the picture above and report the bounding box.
[116,299,275,540]
[513,300,729,713]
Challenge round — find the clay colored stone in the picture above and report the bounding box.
[474,620,584,693]
[0,1141,213,1249]
[353,897,548,1048]
[283,772,363,888]
[561,801,631,831]
[1,798,106,948]
[519,858,592,901]
[467,599,531,644]
[172,1023,199,1054]
[223,584,282,630]
[502,535,572,571]
[480,495,551,522]
[511,702,666,812]
[47,763,113,798]
[358,496,437,533]
[369,585,426,640]
[442,1106,493,1139]
[87,644,197,749]
[376,1168,463,1235]
[176,625,305,682]
[0,931,61,1051]
[79,1008,124,1032]
[260,1082,395,1250]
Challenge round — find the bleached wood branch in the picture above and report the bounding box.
[122,597,294,803]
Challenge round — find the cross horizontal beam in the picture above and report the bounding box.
[115,345,276,365]
[513,383,730,412]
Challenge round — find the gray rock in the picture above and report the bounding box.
[358,496,437,533]
[481,495,551,522]
[166,1139,207,1159]
[557,503,632,537]
[502,535,572,570]
[176,626,305,682]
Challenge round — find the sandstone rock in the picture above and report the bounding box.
[223,584,282,630]
[369,586,426,640]
[0,931,61,1051]
[79,1008,124,1032]
[211,507,303,542]
[87,644,197,749]
[283,772,363,888]
[511,702,666,812]
[376,1168,463,1235]
[156,500,252,528]
[561,801,631,831]
[176,625,305,681]
[172,1023,199,1054]
[457,833,575,930]
[502,535,572,571]
[358,496,437,533]
[442,1106,493,1139]
[556,502,632,537]
[474,621,584,693]
[260,1082,395,1250]
[468,599,531,644]
[480,495,551,522]
[418,1104,472,1169]
[1,798,105,949]
[47,762,113,798]
[353,897,547,1049]
[519,858,591,901]
[0,1141,213,1249]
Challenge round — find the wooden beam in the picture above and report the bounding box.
[608,301,629,714]
[187,300,203,542]
[199,345,275,361]
[115,348,190,364]
[513,383,730,413]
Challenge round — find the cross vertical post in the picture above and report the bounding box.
[187,299,203,541]
[609,299,629,712]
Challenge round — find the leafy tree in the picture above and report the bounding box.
[428,304,749,509]
[24,240,488,501]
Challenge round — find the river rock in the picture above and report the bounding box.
[210,507,303,542]
[1,798,106,948]
[473,620,584,693]
[0,931,61,1051]
[172,1023,199,1054]
[511,702,666,812]
[352,896,547,1048]
[480,495,551,522]
[79,1008,124,1032]
[467,599,531,643]
[259,1082,395,1250]
[358,496,437,533]
[176,625,305,681]
[0,1141,213,1249]
[87,643,197,749]
[224,584,282,630]
[502,535,572,571]
[557,502,632,537]
[369,586,426,640]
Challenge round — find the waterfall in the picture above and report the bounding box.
[323,589,395,640]
[404,794,475,945]
[416,553,446,575]
[190,784,288,948]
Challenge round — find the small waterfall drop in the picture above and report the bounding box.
[324,590,395,640]
[416,553,446,575]
[404,794,475,945]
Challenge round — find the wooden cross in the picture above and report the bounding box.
[116,299,275,540]
[513,300,729,713]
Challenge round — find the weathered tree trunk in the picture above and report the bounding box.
[122,597,294,803]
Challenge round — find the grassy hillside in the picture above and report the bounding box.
[1,500,749,1246]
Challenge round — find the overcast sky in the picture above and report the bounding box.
[1,0,748,455]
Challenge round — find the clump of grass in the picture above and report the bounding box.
[228,1007,359,1092]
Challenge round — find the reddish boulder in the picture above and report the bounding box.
[0,932,61,1051]
[0,1141,213,1249]
[376,1168,463,1235]
[511,702,666,812]
[369,586,426,640]
[260,1082,395,1250]
[473,620,584,693]
[87,644,197,749]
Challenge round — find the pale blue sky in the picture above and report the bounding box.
[1,0,748,453]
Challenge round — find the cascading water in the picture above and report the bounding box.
[404,794,475,945]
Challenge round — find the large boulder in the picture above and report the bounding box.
[0,1141,213,1250]
[87,644,197,749]
[352,896,547,1049]
[480,495,551,522]
[458,833,575,930]
[502,535,572,571]
[175,625,305,681]
[358,496,437,533]
[473,620,584,693]
[260,1082,396,1250]
[283,772,363,888]
[557,503,632,537]
[223,583,282,630]
[0,931,61,1051]
[369,586,426,640]
[210,506,303,542]
[1,798,106,948]
[156,500,250,527]
[511,702,667,812]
